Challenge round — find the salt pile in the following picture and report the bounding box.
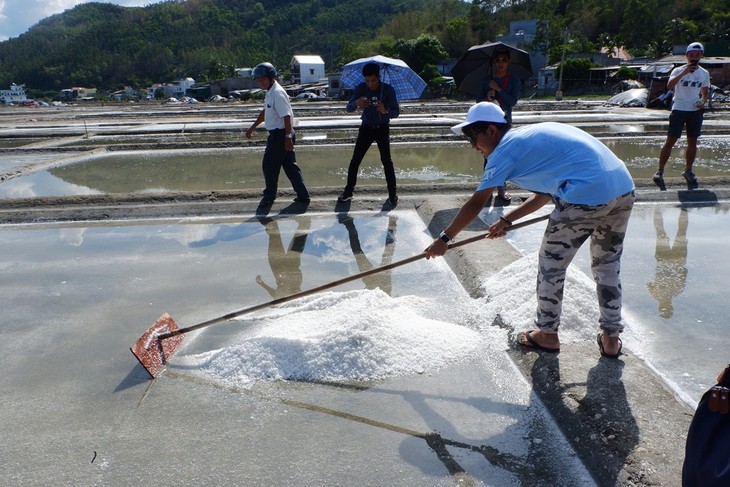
[176,252,603,388]
[478,252,601,343]
[176,289,486,388]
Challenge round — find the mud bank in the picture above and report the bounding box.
[0,177,728,224]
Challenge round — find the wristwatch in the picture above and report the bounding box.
[439,231,452,243]
[286,133,294,139]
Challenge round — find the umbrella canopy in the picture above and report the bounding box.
[340,55,427,101]
[451,42,533,98]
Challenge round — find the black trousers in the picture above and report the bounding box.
[345,124,396,196]
[262,129,309,200]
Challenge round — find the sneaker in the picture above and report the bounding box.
[293,196,310,204]
[338,190,353,202]
[682,171,698,183]
[388,194,398,206]
[258,197,274,207]
[652,170,664,183]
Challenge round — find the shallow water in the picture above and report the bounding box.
[2,135,730,198]
[485,202,730,406]
[1,204,727,406]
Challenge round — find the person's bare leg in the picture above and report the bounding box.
[657,136,678,174]
[684,137,698,173]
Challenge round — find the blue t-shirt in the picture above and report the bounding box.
[476,122,634,205]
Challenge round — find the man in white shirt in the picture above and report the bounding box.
[246,62,310,208]
[653,42,711,190]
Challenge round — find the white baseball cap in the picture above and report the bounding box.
[451,102,507,135]
[686,42,704,54]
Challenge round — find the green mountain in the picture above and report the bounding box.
[1,0,727,95]
[0,0,430,92]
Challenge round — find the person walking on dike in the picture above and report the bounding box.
[338,62,400,206]
[425,102,635,358]
[652,42,710,190]
[245,62,310,208]
[478,46,521,203]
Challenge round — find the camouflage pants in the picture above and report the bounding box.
[535,191,635,337]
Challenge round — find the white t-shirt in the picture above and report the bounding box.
[263,81,293,130]
[670,65,710,112]
[476,122,634,205]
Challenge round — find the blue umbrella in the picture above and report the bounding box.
[340,55,427,101]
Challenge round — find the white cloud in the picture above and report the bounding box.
[0,0,165,41]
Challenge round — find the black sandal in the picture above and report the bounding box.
[597,333,622,359]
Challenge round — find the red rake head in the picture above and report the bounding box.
[130,313,184,379]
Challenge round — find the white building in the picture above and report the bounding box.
[290,55,325,84]
[171,78,196,98]
[146,78,196,100]
[1,84,30,104]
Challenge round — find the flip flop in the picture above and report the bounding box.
[597,333,622,359]
[519,330,560,353]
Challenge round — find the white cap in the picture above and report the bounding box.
[686,42,704,54]
[451,102,507,135]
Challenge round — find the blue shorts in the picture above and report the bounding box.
[668,110,704,138]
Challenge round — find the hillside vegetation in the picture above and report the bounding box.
[0,0,727,94]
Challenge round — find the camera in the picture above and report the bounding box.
[370,96,379,105]
[690,59,699,66]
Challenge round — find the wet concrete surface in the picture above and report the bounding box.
[2,100,730,485]
[2,186,726,485]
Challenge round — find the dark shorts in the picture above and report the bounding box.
[668,109,704,138]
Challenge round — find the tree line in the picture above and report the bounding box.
[0,0,727,98]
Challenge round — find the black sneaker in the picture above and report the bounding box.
[258,197,274,207]
[388,194,398,206]
[682,171,698,183]
[652,170,664,183]
[338,190,353,202]
[293,196,310,204]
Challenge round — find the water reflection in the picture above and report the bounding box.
[337,214,398,294]
[255,216,310,298]
[3,136,730,198]
[647,207,688,318]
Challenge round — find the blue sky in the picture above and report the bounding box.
[0,0,166,41]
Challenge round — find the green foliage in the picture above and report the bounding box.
[0,0,727,92]
[393,34,449,74]
[615,66,638,80]
[419,64,441,83]
[0,0,432,90]
[558,58,597,87]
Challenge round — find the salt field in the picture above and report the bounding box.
[2,100,729,485]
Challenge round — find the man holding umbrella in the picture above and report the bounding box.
[477,45,522,202]
[338,62,400,205]
[453,42,533,204]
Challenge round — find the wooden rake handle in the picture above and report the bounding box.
[159,213,549,339]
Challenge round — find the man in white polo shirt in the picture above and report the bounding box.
[652,42,711,190]
[246,62,310,208]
